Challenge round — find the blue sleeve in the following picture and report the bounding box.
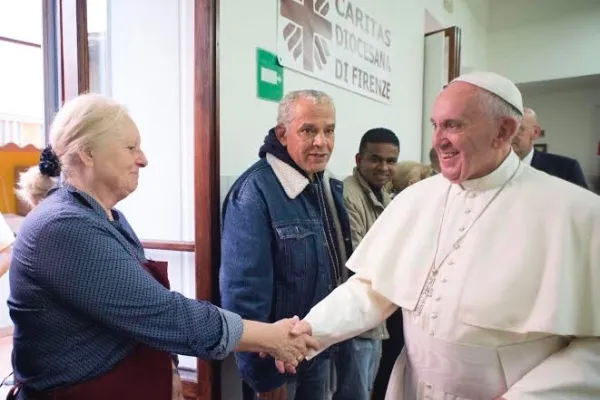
[34,216,244,360]
[219,192,286,392]
[569,160,589,189]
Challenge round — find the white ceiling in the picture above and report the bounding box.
[517,75,600,96]
[487,0,600,32]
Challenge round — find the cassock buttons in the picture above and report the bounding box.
[431,314,438,319]
[435,296,441,301]
[465,209,472,214]
[459,227,466,232]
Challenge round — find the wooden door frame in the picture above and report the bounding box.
[58,1,221,399]
[58,0,90,102]
[193,0,221,399]
[425,26,462,82]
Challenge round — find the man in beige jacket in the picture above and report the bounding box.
[335,128,399,400]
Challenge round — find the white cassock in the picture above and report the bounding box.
[304,151,600,399]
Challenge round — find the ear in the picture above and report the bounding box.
[496,117,519,145]
[275,124,287,147]
[77,148,94,168]
[355,152,362,166]
[533,125,542,140]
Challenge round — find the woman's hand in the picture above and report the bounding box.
[235,316,319,371]
[265,319,315,374]
[264,317,319,368]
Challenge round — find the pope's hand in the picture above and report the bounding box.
[264,317,319,371]
[272,319,316,374]
[290,319,312,336]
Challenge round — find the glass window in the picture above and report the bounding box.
[0,0,44,148]
[87,0,110,95]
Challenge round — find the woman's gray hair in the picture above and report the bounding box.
[276,89,335,126]
[17,93,131,208]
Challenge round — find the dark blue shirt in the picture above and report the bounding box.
[8,185,243,391]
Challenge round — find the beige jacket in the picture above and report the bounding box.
[343,168,392,340]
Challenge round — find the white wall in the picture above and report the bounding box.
[106,0,197,370]
[424,0,489,73]
[488,0,600,84]
[522,86,600,181]
[219,0,425,178]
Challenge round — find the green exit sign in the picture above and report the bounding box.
[256,48,284,102]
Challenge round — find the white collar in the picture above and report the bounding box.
[522,148,535,166]
[458,150,521,191]
[266,153,310,199]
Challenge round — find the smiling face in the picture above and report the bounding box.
[356,142,399,189]
[430,83,518,183]
[87,116,148,202]
[276,97,335,176]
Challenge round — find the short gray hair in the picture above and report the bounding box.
[475,89,523,125]
[276,90,335,126]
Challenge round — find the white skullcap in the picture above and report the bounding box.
[450,71,524,115]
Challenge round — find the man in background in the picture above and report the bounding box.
[512,107,588,188]
[220,89,352,400]
[339,128,400,400]
[0,213,14,277]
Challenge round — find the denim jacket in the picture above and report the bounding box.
[219,153,352,392]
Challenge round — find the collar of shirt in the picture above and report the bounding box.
[352,167,392,209]
[59,184,120,222]
[458,150,521,192]
[522,148,535,166]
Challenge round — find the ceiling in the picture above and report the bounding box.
[486,0,600,31]
[517,75,600,96]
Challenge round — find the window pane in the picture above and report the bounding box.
[87,0,109,95]
[0,40,44,148]
[0,0,42,44]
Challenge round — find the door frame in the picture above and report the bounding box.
[193,0,221,399]
[424,26,462,83]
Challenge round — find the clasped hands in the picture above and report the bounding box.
[260,316,316,374]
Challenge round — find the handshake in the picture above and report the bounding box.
[258,316,319,374]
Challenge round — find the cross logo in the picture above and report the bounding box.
[280,0,333,72]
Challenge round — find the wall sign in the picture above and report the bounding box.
[277,0,392,104]
[256,47,284,102]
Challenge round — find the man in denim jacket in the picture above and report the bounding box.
[220,90,352,400]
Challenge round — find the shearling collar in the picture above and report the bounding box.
[266,153,310,199]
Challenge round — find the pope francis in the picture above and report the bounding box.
[281,72,600,399]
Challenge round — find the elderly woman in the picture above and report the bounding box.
[390,161,435,194]
[8,94,314,400]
